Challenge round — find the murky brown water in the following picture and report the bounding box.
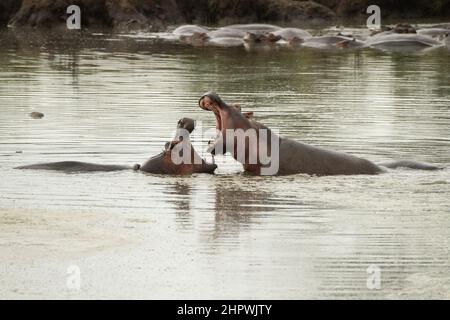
[0,29,449,299]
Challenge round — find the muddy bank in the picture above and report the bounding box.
[1,0,450,30]
[3,0,182,30]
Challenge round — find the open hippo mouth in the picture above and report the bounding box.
[199,91,225,132]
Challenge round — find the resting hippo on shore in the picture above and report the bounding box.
[15,118,217,175]
[199,92,441,176]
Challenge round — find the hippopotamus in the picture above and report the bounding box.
[208,37,244,47]
[367,33,444,51]
[417,28,450,40]
[430,23,450,29]
[301,36,365,49]
[179,32,210,46]
[207,28,247,39]
[267,28,312,42]
[392,23,417,34]
[199,92,441,176]
[173,25,209,37]
[180,31,244,47]
[224,24,281,33]
[15,118,217,175]
[139,118,217,174]
[243,32,272,43]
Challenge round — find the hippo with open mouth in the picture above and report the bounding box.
[15,118,217,175]
[199,92,441,176]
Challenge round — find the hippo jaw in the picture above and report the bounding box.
[199,93,226,132]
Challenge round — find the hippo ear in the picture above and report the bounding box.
[243,112,254,119]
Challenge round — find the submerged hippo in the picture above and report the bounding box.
[367,33,444,51]
[199,92,441,176]
[207,28,247,39]
[301,36,365,49]
[417,28,449,40]
[224,24,281,33]
[173,25,209,37]
[267,28,312,41]
[179,32,210,46]
[208,37,244,47]
[15,118,217,175]
[180,31,244,47]
[430,23,450,29]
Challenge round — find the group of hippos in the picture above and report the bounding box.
[17,92,442,176]
[170,23,450,52]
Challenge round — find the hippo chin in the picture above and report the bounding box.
[15,118,217,175]
[199,92,442,176]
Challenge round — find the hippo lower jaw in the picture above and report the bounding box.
[199,161,218,174]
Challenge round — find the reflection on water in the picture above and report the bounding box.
[0,29,449,299]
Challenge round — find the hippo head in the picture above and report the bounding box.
[199,92,266,157]
[199,92,258,131]
[336,38,357,49]
[393,23,416,34]
[243,32,271,43]
[265,33,282,42]
[180,32,209,46]
[199,91,230,132]
[139,117,217,175]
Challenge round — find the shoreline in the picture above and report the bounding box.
[1,0,449,31]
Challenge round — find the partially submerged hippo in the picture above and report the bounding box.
[179,30,245,47]
[199,92,441,176]
[417,28,450,40]
[267,28,312,42]
[367,33,444,51]
[301,36,365,49]
[208,37,244,47]
[139,118,217,174]
[179,32,210,46]
[224,24,281,33]
[173,25,209,37]
[208,28,247,39]
[243,32,274,43]
[15,118,217,175]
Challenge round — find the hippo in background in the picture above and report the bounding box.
[15,118,217,175]
[300,35,365,49]
[366,33,445,52]
[266,28,312,42]
[172,25,209,37]
[417,28,450,40]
